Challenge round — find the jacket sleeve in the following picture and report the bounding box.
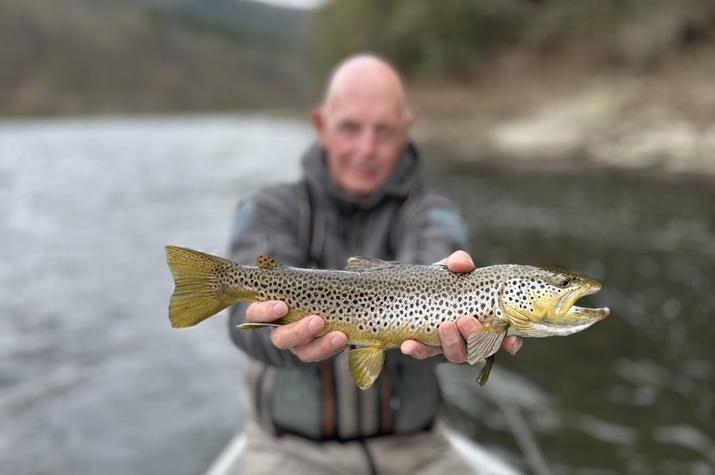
[226,185,311,367]
[395,191,469,265]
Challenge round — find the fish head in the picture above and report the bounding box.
[501,266,610,333]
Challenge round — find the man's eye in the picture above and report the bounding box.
[338,123,360,134]
[375,126,396,139]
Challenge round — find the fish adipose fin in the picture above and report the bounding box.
[467,321,508,365]
[256,255,279,269]
[165,245,237,328]
[349,347,385,390]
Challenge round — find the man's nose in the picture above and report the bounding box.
[355,129,377,158]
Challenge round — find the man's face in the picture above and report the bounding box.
[313,97,412,197]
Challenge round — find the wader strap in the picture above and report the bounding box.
[320,361,337,438]
[379,358,394,434]
[300,180,338,438]
[300,179,325,269]
[389,185,423,256]
[296,179,424,440]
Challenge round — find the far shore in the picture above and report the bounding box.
[4,61,713,179]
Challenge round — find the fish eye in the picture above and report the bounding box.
[559,278,570,288]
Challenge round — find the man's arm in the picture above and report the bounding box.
[400,251,523,362]
[230,189,519,366]
[227,187,347,366]
[394,194,523,362]
[242,300,347,362]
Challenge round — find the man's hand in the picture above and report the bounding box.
[400,250,523,362]
[246,300,347,362]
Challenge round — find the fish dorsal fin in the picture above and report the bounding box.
[344,256,400,272]
[256,255,279,269]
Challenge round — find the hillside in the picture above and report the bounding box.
[0,0,318,115]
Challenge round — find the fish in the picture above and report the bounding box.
[165,245,610,390]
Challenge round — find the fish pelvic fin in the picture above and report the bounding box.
[477,355,496,386]
[349,347,385,390]
[467,320,508,365]
[165,245,241,328]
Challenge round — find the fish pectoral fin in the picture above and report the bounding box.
[467,322,508,365]
[236,322,280,330]
[348,347,385,390]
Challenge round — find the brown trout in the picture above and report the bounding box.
[165,245,610,389]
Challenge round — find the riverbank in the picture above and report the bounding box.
[411,46,715,177]
[4,41,713,178]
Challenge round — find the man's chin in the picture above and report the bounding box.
[338,174,383,197]
[342,181,381,197]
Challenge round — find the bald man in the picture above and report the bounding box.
[227,54,521,475]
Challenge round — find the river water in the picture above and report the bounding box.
[1,115,713,475]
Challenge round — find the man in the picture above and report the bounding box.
[228,54,522,474]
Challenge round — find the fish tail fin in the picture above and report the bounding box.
[165,245,241,328]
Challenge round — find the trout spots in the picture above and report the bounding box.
[230,261,602,348]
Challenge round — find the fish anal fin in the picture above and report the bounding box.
[256,255,279,269]
[237,308,306,330]
[344,257,400,272]
[348,347,385,390]
[467,320,508,365]
[236,322,280,330]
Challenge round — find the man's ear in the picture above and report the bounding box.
[402,108,415,131]
[311,108,327,145]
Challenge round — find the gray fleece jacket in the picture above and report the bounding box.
[228,142,468,441]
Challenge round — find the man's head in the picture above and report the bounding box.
[312,54,414,197]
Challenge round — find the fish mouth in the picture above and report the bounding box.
[564,305,611,325]
[552,281,609,326]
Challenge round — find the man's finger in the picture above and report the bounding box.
[438,321,467,363]
[502,336,523,355]
[291,331,348,362]
[455,315,483,341]
[444,250,475,274]
[270,315,324,350]
[246,300,288,323]
[401,340,443,360]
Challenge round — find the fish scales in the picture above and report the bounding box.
[165,245,610,389]
[235,263,490,347]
